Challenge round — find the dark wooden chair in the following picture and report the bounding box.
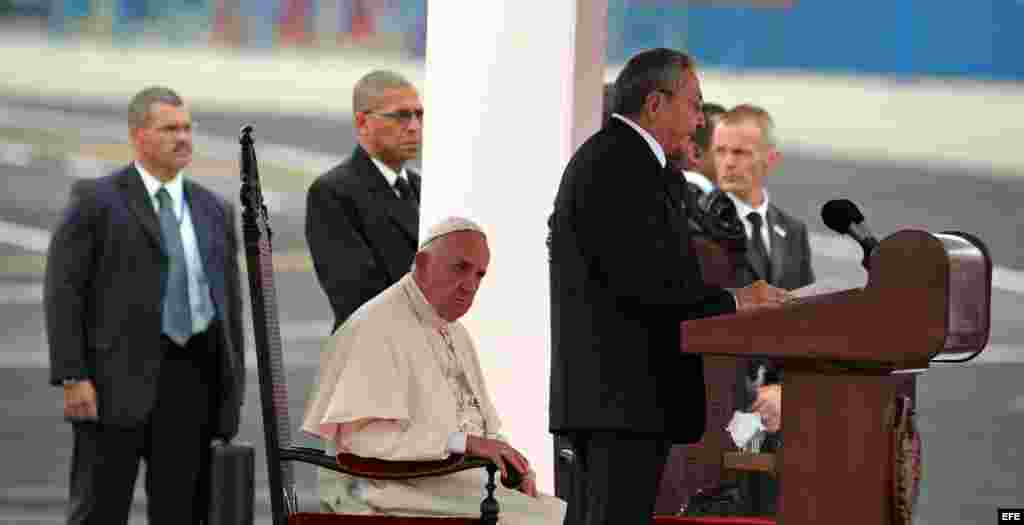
[238,126,514,525]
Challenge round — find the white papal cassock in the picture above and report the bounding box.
[302,273,566,524]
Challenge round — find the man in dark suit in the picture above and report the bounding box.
[685,102,727,188]
[45,86,245,524]
[547,48,790,525]
[702,104,815,516]
[306,70,424,331]
[713,103,815,431]
[715,104,814,297]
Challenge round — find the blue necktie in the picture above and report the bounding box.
[156,187,192,346]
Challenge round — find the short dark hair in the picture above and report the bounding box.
[128,86,183,129]
[601,82,616,126]
[612,48,696,117]
[692,102,727,152]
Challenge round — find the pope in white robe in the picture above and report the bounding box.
[302,217,566,524]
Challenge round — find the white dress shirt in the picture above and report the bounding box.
[613,113,666,168]
[683,170,715,193]
[136,162,215,335]
[726,190,772,253]
[370,156,411,198]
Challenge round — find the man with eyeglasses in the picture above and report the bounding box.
[306,70,425,332]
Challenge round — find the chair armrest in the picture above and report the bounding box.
[281,446,523,487]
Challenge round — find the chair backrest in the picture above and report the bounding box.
[239,125,297,525]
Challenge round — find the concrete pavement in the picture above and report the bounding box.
[2,34,1022,524]
[1,35,1023,175]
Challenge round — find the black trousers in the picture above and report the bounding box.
[563,431,673,525]
[67,327,219,525]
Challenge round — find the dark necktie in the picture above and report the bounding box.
[747,211,772,281]
[156,187,192,346]
[394,176,415,203]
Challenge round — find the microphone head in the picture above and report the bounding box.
[821,199,865,234]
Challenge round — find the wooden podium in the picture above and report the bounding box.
[680,230,992,525]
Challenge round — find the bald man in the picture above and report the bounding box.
[303,217,566,524]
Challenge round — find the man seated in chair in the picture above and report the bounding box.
[302,217,566,524]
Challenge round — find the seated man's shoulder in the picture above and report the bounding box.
[335,281,415,342]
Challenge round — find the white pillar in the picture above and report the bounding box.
[422,1,607,494]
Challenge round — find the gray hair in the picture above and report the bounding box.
[720,104,778,148]
[128,86,184,129]
[612,48,696,118]
[353,70,416,113]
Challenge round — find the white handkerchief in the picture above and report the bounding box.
[773,224,787,237]
[726,411,765,450]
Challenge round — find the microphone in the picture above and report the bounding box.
[821,199,879,269]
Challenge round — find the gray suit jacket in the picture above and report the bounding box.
[734,203,815,291]
[45,165,245,438]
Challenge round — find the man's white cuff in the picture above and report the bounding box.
[447,432,467,454]
[726,288,739,310]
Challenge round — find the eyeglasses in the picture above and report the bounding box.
[366,109,425,125]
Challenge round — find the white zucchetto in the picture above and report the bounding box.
[419,216,487,251]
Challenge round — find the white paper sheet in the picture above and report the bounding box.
[791,277,858,299]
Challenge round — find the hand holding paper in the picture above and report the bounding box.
[726,411,766,451]
[790,277,858,299]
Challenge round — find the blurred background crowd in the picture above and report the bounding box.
[2,0,1020,80]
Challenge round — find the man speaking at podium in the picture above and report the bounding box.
[547,48,789,525]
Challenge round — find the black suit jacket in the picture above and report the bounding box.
[548,118,736,444]
[305,146,421,330]
[45,165,245,438]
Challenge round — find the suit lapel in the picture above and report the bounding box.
[409,170,422,205]
[354,147,419,246]
[745,239,768,282]
[184,181,227,315]
[185,181,216,271]
[767,205,788,285]
[117,166,164,254]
